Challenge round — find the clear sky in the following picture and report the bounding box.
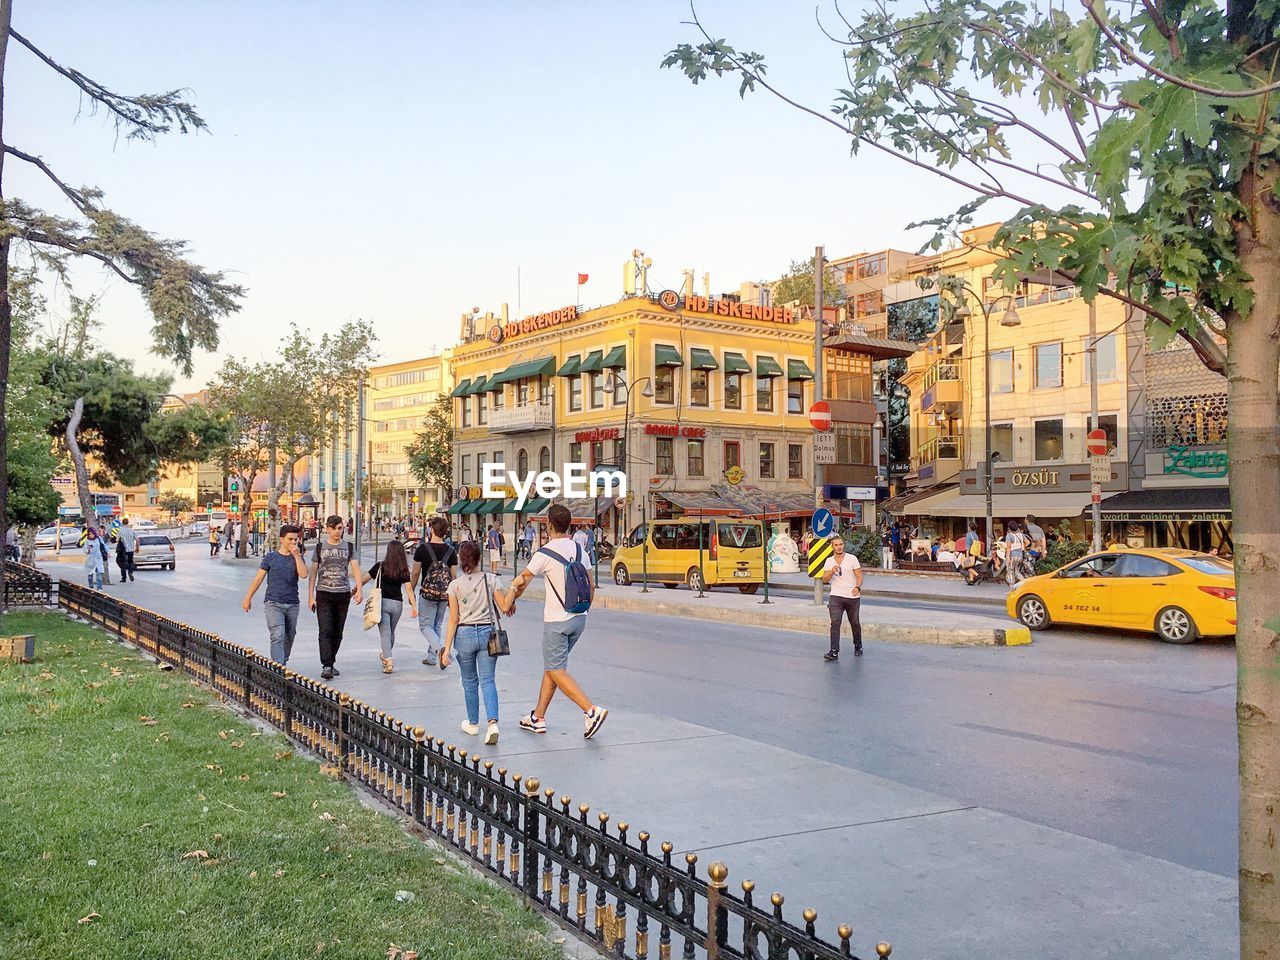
[7,1,1019,390]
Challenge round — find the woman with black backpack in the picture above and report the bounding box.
[411,516,458,668]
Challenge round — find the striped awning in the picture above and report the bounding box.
[446,500,471,515]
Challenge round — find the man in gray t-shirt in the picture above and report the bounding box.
[308,515,363,680]
[118,519,138,582]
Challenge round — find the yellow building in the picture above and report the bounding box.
[447,291,849,539]
[892,223,1140,542]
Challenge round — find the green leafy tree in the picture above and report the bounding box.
[886,297,938,469]
[0,4,242,607]
[5,271,60,532]
[406,396,454,493]
[666,2,1280,950]
[154,490,193,524]
[206,360,282,558]
[771,257,842,307]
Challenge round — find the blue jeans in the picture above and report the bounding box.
[417,598,448,654]
[263,601,300,664]
[453,623,499,724]
[378,598,403,659]
[85,565,103,590]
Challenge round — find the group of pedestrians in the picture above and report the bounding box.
[241,505,608,744]
[83,518,138,589]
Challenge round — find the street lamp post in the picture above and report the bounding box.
[606,370,654,540]
[949,285,1020,552]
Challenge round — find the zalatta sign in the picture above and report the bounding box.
[682,295,798,324]
[1164,444,1228,479]
[489,305,579,344]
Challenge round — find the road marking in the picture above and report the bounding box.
[958,722,1178,767]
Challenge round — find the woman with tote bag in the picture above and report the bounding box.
[360,540,417,674]
[441,541,516,745]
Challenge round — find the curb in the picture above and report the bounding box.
[519,586,1030,648]
[764,582,1006,608]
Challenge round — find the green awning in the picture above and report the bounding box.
[689,348,719,371]
[461,500,485,514]
[724,352,751,375]
[446,500,470,515]
[478,499,505,515]
[601,345,627,369]
[490,356,557,387]
[578,350,605,373]
[482,375,504,393]
[465,375,489,395]
[756,356,784,378]
[449,379,472,398]
[501,499,522,514]
[557,356,581,377]
[520,497,550,514]
[655,345,683,368]
[787,359,815,381]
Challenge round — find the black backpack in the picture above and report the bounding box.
[419,542,452,601]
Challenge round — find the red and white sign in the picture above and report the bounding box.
[808,400,832,432]
[1091,482,1102,504]
[1086,429,1109,456]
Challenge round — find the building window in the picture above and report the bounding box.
[590,372,605,409]
[1034,342,1063,389]
[690,369,710,407]
[991,422,1014,464]
[1083,333,1118,383]
[759,442,775,478]
[1092,414,1120,456]
[590,441,604,467]
[492,450,504,466]
[538,378,549,404]
[725,373,742,410]
[460,397,472,429]
[492,385,504,410]
[787,378,805,414]
[854,290,884,317]
[756,375,774,412]
[475,453,486,482]
[477,392,488,426]
[855,252,887,279]
[827,352,872,401]
[835,424,872,465]
[990,349,1014,394]
[568,374,583,412]
[655,365,675,404]
[569,441,582,463]
[724,441,741,471]
[517,448,528,476]
[518,379,530,405]
[539,446,551,471]
[687,439,704,476]
[788,443,803,479]
[612,372,627,405]
[656,437,674,474]
[1033,418,1064,462]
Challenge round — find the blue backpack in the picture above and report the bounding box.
[537,544,594,614]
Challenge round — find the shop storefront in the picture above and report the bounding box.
[1099,488,1232,552]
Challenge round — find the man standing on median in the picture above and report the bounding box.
[507,503,608,739]
[309,515,363,681]
[117,518,138,582]
[241,524,308,664]
[822,536,864,661]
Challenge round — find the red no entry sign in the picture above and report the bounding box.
[808,400,832,432]
[1086,429,1109,456]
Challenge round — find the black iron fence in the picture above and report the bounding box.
[57,580,893,960]
[4,560,54,607]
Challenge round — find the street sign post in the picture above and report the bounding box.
[813,432,836,464]
[1086,429,1109,456]
[811,507,834,539]
[807,400,832,432]
[1091,482,1102,504]
[806,537,834,578]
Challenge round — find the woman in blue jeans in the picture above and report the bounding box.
[441,541,515,746]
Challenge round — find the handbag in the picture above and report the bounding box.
[483,575,510,657]
[362,567,383,631]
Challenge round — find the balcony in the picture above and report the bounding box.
[488,402,553,433]
[920,360,962,413]
[912,435,963,485]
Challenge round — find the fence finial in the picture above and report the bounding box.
[525,777,540,795]
[708,862,728,886]
[876,943,893,958]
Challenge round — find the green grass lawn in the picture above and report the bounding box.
[0,611,565,960]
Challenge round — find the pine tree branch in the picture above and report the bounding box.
[3,146,94,213]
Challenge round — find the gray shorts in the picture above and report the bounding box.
[541,615,586,671]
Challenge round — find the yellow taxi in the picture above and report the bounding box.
[1006,548,1236,643]
[612,518,766,593]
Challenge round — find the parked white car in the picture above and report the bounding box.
[35,526,82,549]
[188,520,211,537]
[134,534,176,570]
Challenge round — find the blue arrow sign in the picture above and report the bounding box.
[811,507,834,539]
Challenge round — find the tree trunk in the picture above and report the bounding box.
[236,473,254,559]
[0,0,16,616]
[1231,161,1280,960]
[65,398,96,531]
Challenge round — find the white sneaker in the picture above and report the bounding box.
[484,722,499,745]
[460,720,479,736]
[584,705,609,740]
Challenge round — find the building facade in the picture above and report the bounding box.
[447,290,885,539]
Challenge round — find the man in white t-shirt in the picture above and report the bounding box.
[821,537,864,661]
[507,504,608,739]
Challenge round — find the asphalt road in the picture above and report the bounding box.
[35,539,1238,958]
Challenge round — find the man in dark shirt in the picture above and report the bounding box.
[309,515,363,680]
[241,524,309,664]
[411,516,458,666]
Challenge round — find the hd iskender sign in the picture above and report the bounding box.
[489,305,578,344]
[662,289,800,324]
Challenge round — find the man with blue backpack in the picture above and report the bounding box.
[508,503,608,739]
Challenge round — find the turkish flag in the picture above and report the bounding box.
[577,273,589,285]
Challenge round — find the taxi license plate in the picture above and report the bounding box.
[733,570,750,578]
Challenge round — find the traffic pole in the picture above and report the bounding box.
[813,245,825,608]
[1089,299,1102,553]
